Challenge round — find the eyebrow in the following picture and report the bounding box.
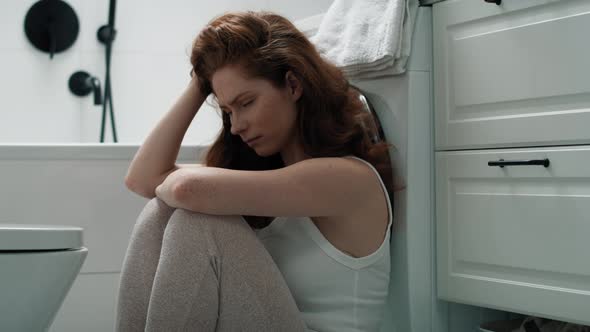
[218,91,253,109]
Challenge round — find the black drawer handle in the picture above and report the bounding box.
[488,158,550,168]
[484,0,502,5]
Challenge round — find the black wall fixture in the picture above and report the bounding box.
[69,71,102,105]
[97,0,118,143]
[24,0,79,59]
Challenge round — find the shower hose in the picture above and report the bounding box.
[98,0,118,143]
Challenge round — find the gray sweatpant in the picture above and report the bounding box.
[115,197,307,332]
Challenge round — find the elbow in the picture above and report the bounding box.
[124,176,156,199]
[173,179,201,211]
[124,176,140,192]
[124,176,135,191]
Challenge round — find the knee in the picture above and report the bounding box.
[168,209,251,233]
[134,198,175,229]
[146,197,173,210]
[165,210,262,255]
[141,197,175,216]
[168,209,239,224]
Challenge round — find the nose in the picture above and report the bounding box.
[229,113,247,136]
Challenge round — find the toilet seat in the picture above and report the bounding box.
[0,224,83,251]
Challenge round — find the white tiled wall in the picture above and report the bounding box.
[0,0,334,144]
[0,144,207,332]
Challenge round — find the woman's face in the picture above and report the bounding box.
[211,64,302,157]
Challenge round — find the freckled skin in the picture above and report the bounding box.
[211,63,309,166]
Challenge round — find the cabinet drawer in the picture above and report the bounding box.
[433,0,590,150]
[436,145,590,325]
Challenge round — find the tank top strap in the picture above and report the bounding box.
[342,155,393,228]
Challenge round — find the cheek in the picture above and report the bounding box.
[255,96,298,135]
[283,103,299,129]
[268,103,296,132]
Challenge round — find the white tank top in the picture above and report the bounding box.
[254,156,392,332]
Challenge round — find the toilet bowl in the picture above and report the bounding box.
[0,224,88,332]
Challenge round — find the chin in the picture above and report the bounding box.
[252,145,279,157]
[253,148,273,157]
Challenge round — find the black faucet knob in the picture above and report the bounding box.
[69,71,102,105]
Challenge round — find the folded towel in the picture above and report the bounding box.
[310,0,419,80]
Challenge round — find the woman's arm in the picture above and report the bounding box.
[125,76,207,199]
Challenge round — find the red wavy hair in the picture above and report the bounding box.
[190,11,402,228]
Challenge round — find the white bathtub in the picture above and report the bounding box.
[0,143,208,331]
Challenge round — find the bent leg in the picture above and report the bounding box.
[145,209,306,332]
[115,198,175,332]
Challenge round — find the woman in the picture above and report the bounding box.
[117,10,400,332]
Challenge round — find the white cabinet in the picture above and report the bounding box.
[433,0,590,150]
[433,0,590,325]
[436,146,590,325]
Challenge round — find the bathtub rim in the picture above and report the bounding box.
[0,143,209,160]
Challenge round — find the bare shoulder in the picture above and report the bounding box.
[304,156,391,258]
[176,163,205,169]
[295,156,382,192]
[291,156,378,186]
[288,156,381,207]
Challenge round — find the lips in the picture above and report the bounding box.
[245,136,261,144]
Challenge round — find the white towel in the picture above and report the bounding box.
[310,0,419,80]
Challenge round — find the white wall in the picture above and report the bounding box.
[0,0,334,144]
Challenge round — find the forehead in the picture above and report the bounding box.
[211,64,259,104]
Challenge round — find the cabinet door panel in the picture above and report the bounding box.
[436,146,590,325]
[434,0,590,150]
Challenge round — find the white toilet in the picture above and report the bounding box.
[0,224,88,332]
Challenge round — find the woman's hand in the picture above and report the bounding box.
[155,168,196,208]
[189,68,199,86]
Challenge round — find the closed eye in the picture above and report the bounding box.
[221,98,255,114]
[242,99,255,108]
